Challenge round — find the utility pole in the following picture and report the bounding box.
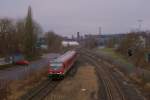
[137,19,143,32]
[77,32,80,42]
[99,27,101,35]
[99,27,102,46]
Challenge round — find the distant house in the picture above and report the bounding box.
[139,31,150,48]
[84,34,126,47]
[83,32,150,48]
[62,41,79,47]
[36,37,48,49]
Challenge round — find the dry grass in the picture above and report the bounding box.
[3,67,49,100]
[45,65,98,100]
[0,80,11,100]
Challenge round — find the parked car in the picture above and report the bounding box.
[14,60,29,65]
[12,53,29,65]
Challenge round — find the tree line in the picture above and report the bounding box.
[44,31,62,53]
[0,6,62,59]
[116,32,150,68]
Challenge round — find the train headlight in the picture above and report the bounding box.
[57,72,63,74]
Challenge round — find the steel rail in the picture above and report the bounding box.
[80,50,126,100]
[20,56,80,100]
[87,50,126,100]
[82,54,113,100]
[20,80,59,100]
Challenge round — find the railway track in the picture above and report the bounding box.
[20,57,80,100]
[20,79,59,100]
[19,49,145,100]
[80,49,126,100]
[79,48,146,100]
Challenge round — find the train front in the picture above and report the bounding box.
[48,61,64,79]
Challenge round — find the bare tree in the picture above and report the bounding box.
[117,33,142,55]
[106,38,117,48]
[117,32,149,69]
[0,7,42,58]
[45,31,62,52]
[84,36,98,49]
[15,19,25,53]
[0,18,16,56]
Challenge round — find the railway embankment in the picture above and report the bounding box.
[45,63,98,100]
[0,67,48,100]
[95,48,150,99]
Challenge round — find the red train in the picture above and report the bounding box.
[48,50,77,79]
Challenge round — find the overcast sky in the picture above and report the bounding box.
[0,0,150,36]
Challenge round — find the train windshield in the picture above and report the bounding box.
[50,62,63,70]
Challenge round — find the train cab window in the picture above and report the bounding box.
[51,62,63,70]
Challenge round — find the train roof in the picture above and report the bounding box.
[52,50,76,63]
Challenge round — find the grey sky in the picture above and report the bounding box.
[0,0,150,36]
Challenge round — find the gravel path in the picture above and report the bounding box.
[45,64,98,100]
